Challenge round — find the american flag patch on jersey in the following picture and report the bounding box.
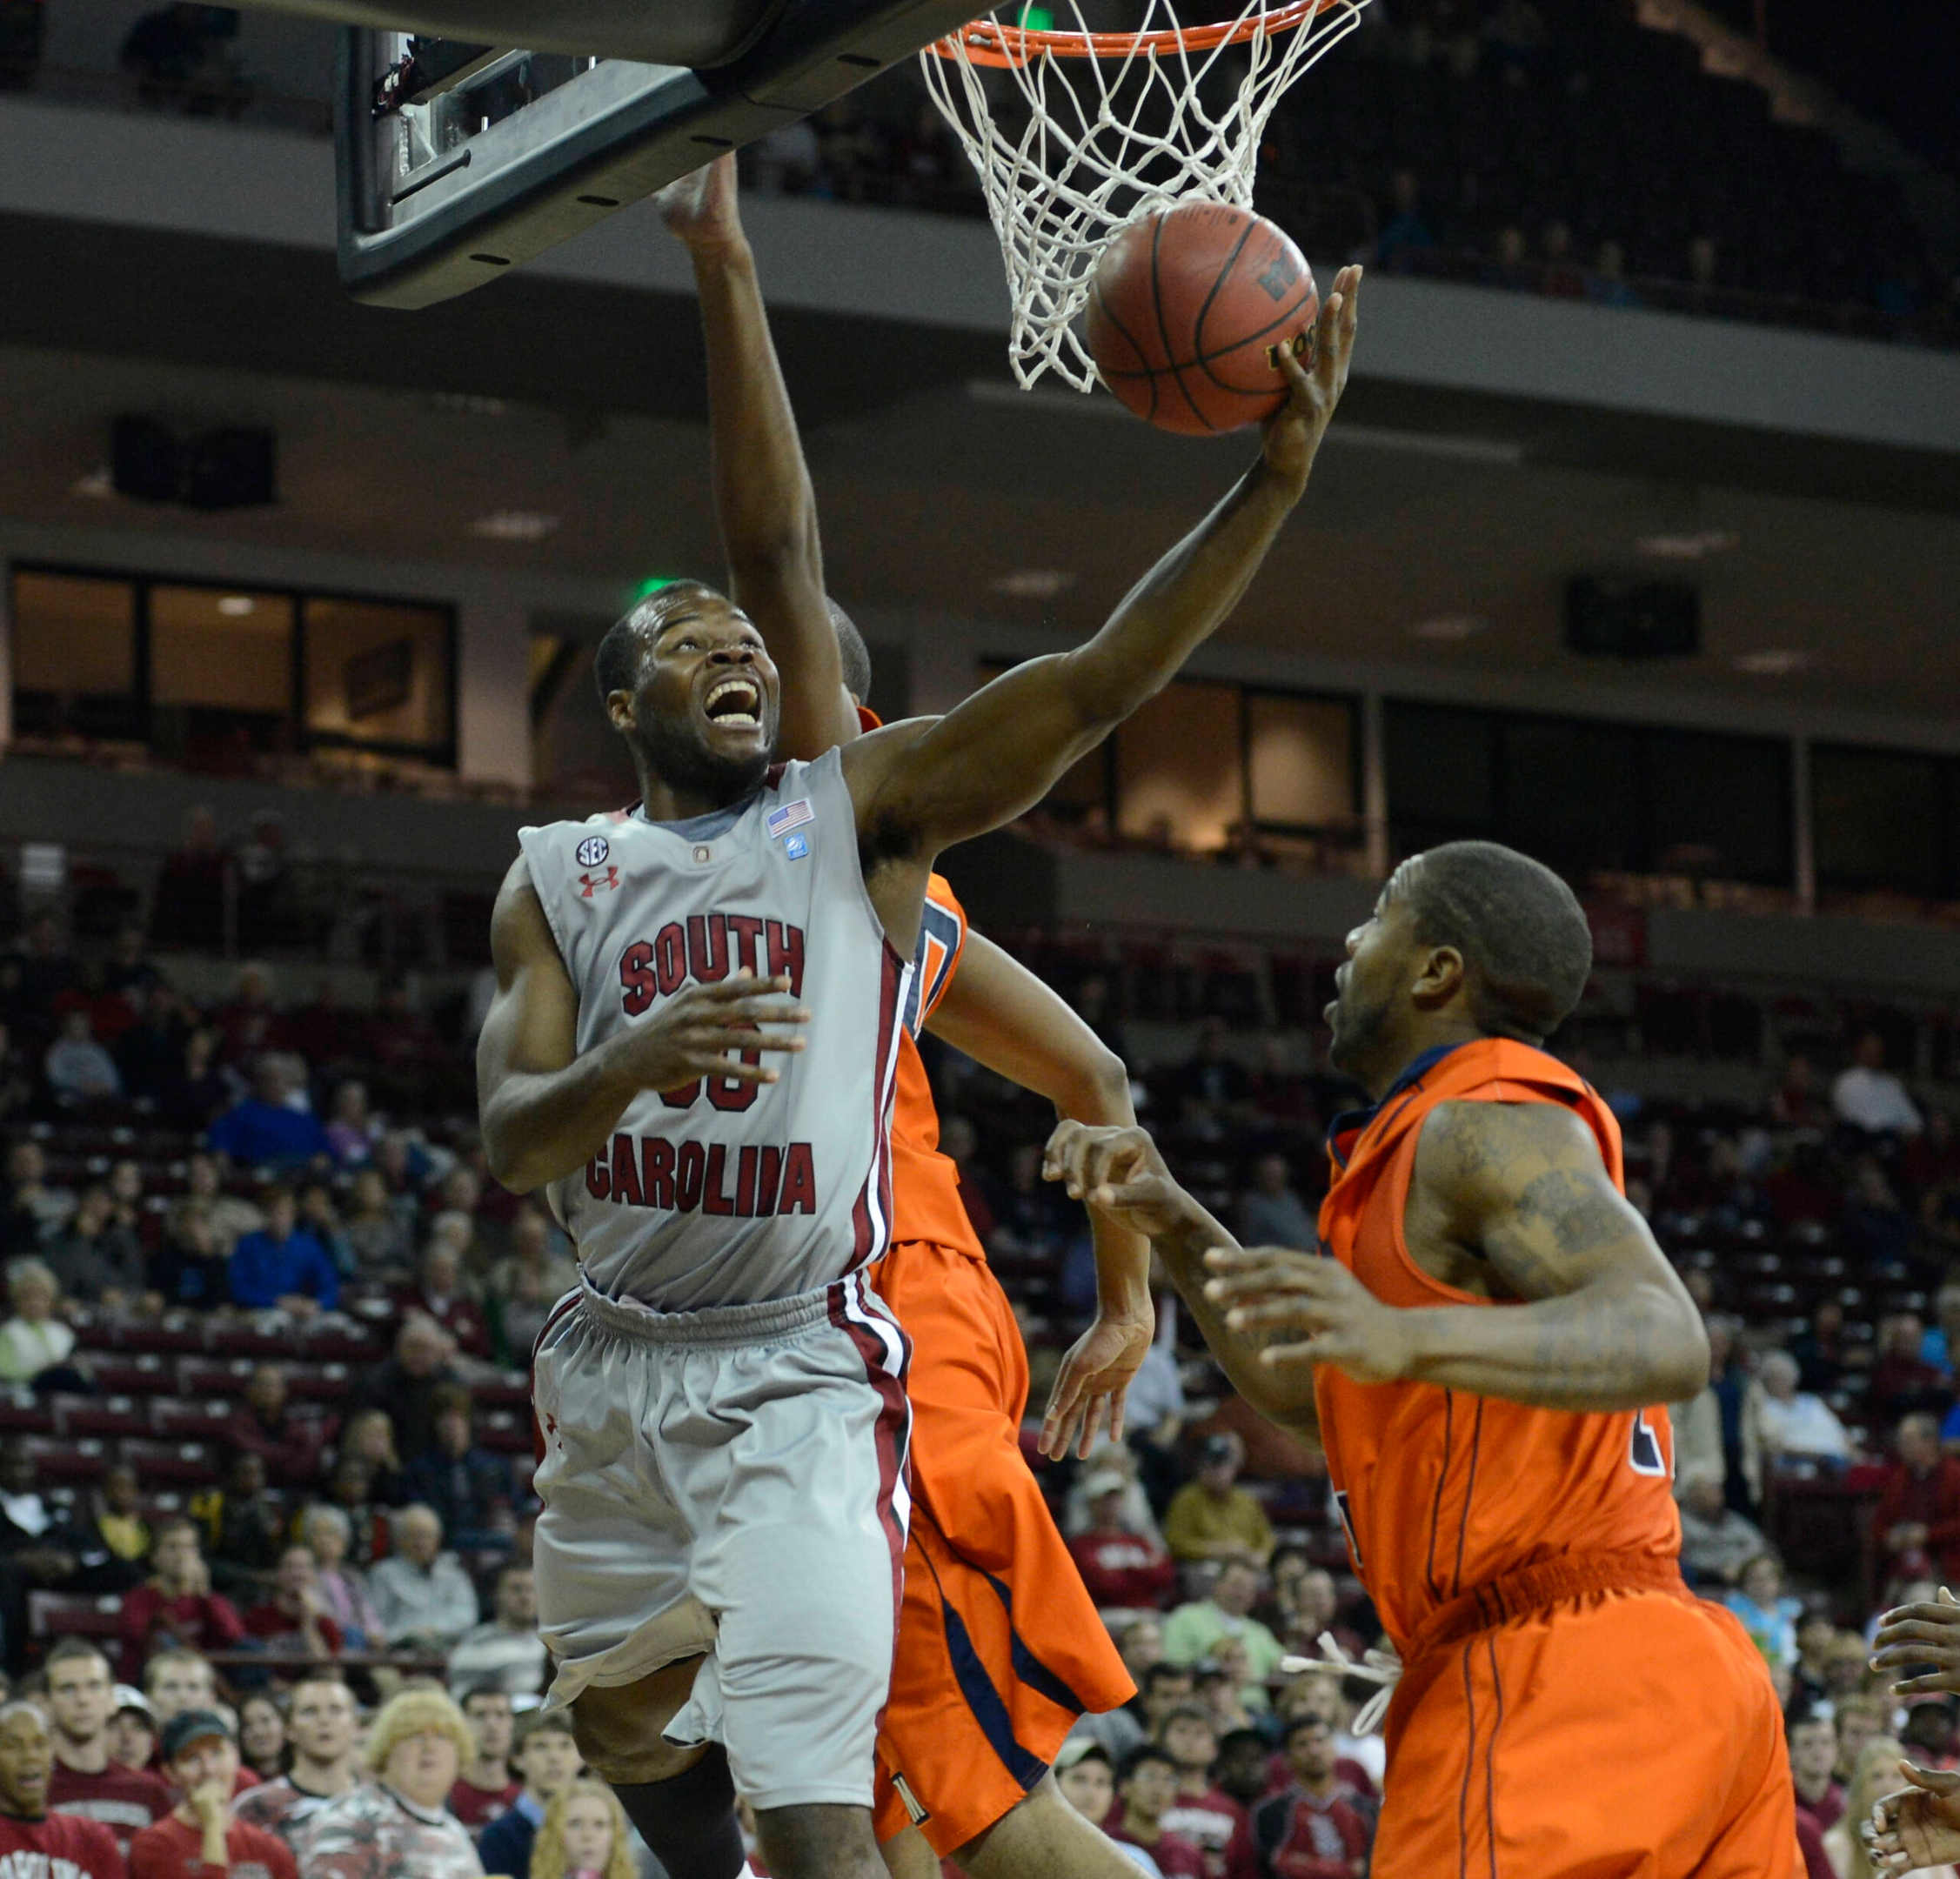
[766,798,814,839]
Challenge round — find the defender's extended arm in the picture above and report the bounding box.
[1043,1121,1321,1446]
[928,933,1154,1454]
[659,155,853,759]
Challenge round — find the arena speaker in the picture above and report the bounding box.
[1563,575,1701,660]
[111,418,278,512]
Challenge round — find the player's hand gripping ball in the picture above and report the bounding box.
[1087,202,1318,435]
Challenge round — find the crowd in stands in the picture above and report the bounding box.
[9,842,1960,1879]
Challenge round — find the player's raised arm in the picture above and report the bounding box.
[1207,1100,1709,1411]
[1043,1120,1321,1444]
[926,934,1154,1456]
[475,854,811,1192]
[842,269,1360,858]
[658,155,853,759]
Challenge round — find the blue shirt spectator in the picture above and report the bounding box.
[1375,169,1435,267]
[229,1190,339,1313]
[206,1055,331,1168]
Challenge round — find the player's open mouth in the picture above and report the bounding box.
[703,676,762,729]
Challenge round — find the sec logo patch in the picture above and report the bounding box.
[576,836,610,867]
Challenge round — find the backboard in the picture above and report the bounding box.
[328,0,982,309]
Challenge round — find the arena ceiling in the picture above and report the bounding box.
[1,213,1957,723]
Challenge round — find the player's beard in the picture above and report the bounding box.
[632,703,773,805]
[1326,977,1395,1080]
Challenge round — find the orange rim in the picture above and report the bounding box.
[927,0,1343,66]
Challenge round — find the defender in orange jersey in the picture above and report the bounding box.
[868,866,1145,1863]
[1046,840,1803,1879]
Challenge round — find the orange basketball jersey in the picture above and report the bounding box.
[1314,1037,1681,1654]
[888,872,985,1260]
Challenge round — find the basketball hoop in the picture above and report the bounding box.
[921,0,1368,391]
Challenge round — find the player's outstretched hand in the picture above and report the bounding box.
[1042,1120,1198,1240]
[1262,263,1361,492]
[1869,1761,1960,1873]
[615,968,809,1093]
[1040,1307,1154,1462]
[1201,1245,1410,1385]
[656,151,744,254]
[1870,1584,1960,1694]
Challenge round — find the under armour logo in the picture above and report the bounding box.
[579,867,620,897]
[1257,254,1300,301]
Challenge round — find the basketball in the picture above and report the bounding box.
[1086,203,1319,435]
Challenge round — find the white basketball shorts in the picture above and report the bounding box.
[531,1273,911,1812]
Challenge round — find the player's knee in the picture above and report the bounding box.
[955,1775,1138,1879]
[569,1662,701,1784]
[754,1802,885,1879]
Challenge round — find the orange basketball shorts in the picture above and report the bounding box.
[868,1238,1135,1855]
[1376,1585,1803,1878]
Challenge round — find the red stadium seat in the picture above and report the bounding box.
[110,1319,209,1356]
[477,1410,530,1454]
[303,1322,387,1363]
[209,1321,301,1360]
[150,1401,239,1443]
[0,1393,55,1435]
[119,1440,219,1486]
[284,1363,352,1402]
[52,1396,153,1440]
[28,1592,124,1642]
[472,1375,533,1411]
[26,1439,109,1485]
[86,1354,173,1396]
[177,1358,256,1399]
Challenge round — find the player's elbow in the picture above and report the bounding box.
[478,1105,541,1194]
[1057,1043,1135,1125]
[1636,1286,1710,1405]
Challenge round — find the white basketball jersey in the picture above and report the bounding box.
[518,748,913,1312]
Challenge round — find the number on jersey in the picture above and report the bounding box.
[1629,1408,1668,1477]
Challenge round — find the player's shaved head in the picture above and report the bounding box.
[1389,840,1592,1042]
[827,599,873,704]
[1328,839,1593,1091]
[593,580,724,703]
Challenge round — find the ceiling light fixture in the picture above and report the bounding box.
[471,511,560,541]
[1731,648,1808,675]
[1410,614,1491,641]
[217,596,256,618]
[992,568,1076,599]
[69,468,115,499]
[1637,530,1740,559]
[430,391,509,417]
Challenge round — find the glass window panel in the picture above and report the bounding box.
[10,572,136,695]
[1248,694,1354,827]
[1499,718,1644,876]
[1813,747,1945,896]
[302,598,452,752]
[1647,729,1790,886]
[151,586,294,712]
[1114,680,1241,852]
[1385,702,1496,845]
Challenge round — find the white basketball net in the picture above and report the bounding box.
[920,0,1368,391]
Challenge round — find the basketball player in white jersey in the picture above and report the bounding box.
[651,154,1348,1879]
[475,192,1356,1879]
